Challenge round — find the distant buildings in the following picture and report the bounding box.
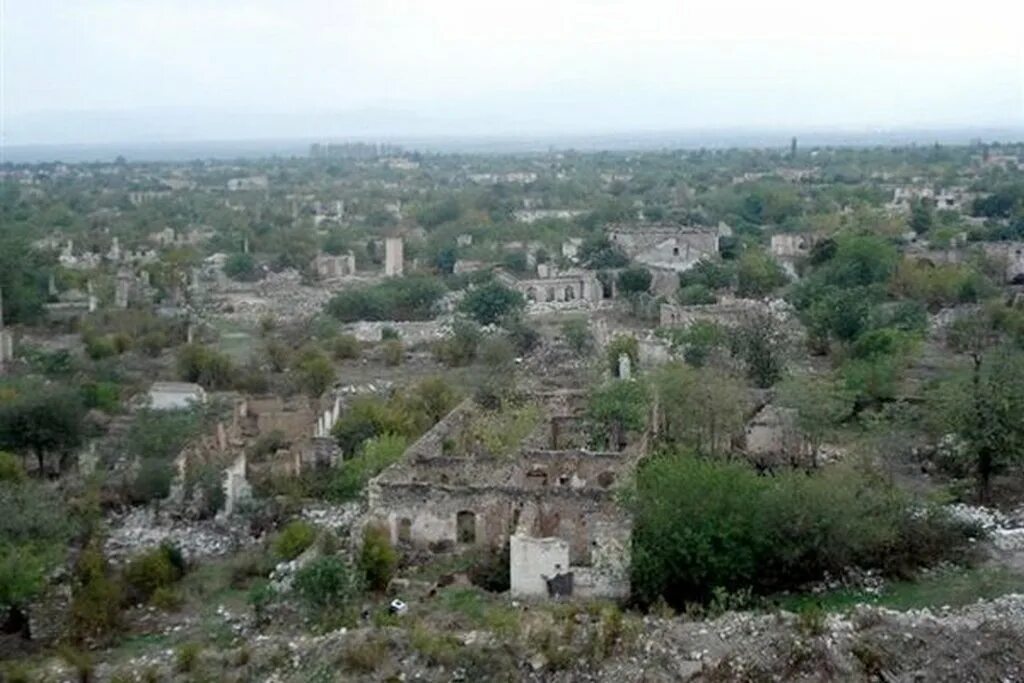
[309,142,403,160]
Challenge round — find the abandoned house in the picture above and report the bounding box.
[147,382,207,411]
[606,224,722,273]
[365,390,639,600]
[495,267,603,306]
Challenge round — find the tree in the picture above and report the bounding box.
[0,477,72,611]
[458,281,525,326]
[736,248,788,298]
[776,373,854,466]
[297,350,335,397]
[605,335,639,377]
[586,380,650,450]
[909,198,935,234]
[177,344,236,389]
[327,276,445,322]
[0,385,86,474]
[651,363,747,457]
[933,307,1024,501]
[561,318,593,356]
[223,252,258,281]
[732,310,788,388]
[579,236,629,269]
[617,266,652,296]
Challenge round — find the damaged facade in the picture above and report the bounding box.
[366,391,637,600]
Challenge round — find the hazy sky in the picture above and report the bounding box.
[2,0,1023,144]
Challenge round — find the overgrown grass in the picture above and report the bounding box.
[776,566,1024,613]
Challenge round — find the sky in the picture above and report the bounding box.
[2,0,1023,145]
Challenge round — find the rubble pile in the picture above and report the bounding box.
[947,503,1024,552]
[61,594,1024,682]
[104,508,253,562]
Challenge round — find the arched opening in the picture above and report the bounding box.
[398,517,412,543]
[526,287,537,302]
[456,510,477,544]
[546,287,556,302]
[597,471,616,488]
[564,286,575,301]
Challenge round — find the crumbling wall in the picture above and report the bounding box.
[510,533,570,597]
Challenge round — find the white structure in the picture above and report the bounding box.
[510,533,571,598]
[384,237,404,277]
[617,353,632,380]
[314,396,342,438]
[312,252,356,279]
[148,382,207,410]
[221,453,253,517]
[0,287,13,367]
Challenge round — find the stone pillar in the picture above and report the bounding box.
[617,353,632,380]
[222,453,252,517]
[384,237,404,277]
[48,273,58,296]
[86,281,97,313]
[115,275,130,309]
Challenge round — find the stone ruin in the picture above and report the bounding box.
[0,287,13,368]
[365,390,638,600]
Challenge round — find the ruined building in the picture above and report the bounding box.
[384,237,404,277]
[495,266,603,307]
[607,224,723,273]
[365,391,639,600]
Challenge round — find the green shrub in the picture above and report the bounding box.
[332,334,362,360]
[293,555,363,623]
[327,434,407,502]
[458,281,525,326]
[85,335,118,360]
[0,451,25,483]
[150,585,183,611]
[381,339,403,366]
[80,381,121,412]
[629,453,977,608]
[122,543,185,603]
[129,458,174,504]
[561,318,592,356]
[176,642,202,673]
[273,520,316,561]
[176,344,236,389]
[69,541,122,643]
[434,319,481,366]
[359,525,397,592]
[327,276,445,322]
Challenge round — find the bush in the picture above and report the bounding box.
[0,451,25,483]
[327,276,445,322]
[85,335,118,360]
[327,434,407,502]
[458,281,526,326]
[332,334,362,360]
[359,525,397,592]
[562,318,592,356]
[629,453,978,608]
[80,381,120,412]
[381,339,403,366]
[293,555,363,623]
[69,541,122,643]
[176,643,202,673]
[273,520,317,561]
[434,319,481,366]
[122,543,185,603]
[605,335,639,377]
[177,344,236,389]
